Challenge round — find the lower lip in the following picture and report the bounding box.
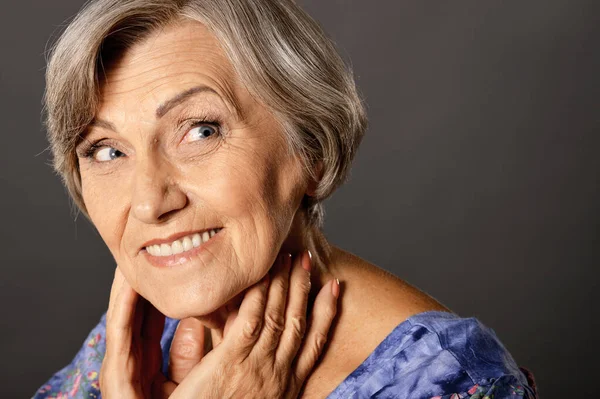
[141,229,224,268]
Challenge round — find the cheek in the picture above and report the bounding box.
[186,140,302,272]
[81,173,128,260]
[216,140,298,225]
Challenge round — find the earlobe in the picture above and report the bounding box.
[306,182,317,197]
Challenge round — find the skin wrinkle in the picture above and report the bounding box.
[42,4,460,395]
[77,17,447,398]
[83,20,317,329]
[103,61,239,120]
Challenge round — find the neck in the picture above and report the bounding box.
[280,206,335,279]
[198,207,339,345]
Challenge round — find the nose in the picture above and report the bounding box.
[131,155,187,224]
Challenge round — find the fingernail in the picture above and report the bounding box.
[262,273,270,288]
[331,278,340,298]
[303,250,312,273]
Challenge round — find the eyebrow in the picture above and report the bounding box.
[88,84,242,133]
[87,118,117,132]
[156,84,239,118]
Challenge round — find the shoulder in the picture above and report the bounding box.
[322,249,537,398]
[328,311,538,399]
[408,311,525,382]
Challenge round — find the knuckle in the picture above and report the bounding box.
[323,302,336,321]
[313,331,328,355]
[170,340,201,361]
[289,315,307,339]
[264,312,285,335]
[250,293,266,309]
[242,317,262,341]
[271,277,288,293]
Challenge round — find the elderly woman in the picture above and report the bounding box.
[34,0,538,398]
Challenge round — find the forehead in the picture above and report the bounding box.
[98,19,242,117]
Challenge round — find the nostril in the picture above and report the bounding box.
[157,205,186,222]
[131,184,188,224]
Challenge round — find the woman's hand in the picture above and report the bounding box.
[99,264,167,398]
[168,251,339,399]
[100,250,340,398]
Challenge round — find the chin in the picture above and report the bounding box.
[152,286,244,323]
[154,297,218,321]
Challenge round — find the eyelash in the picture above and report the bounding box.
[80,141,110,159]
[78,117,222,160]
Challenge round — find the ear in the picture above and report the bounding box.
[305,160,324,197]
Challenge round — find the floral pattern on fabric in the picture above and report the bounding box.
[33,311,538,399]
[33,318,106,398]
[33,313,180,399]
[429,373,537,398]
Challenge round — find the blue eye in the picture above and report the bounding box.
[185,124,217,143]
[94,147,125,162]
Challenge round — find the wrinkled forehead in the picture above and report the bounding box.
[96,19,245,120]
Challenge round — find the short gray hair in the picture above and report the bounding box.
[45,0,367,229]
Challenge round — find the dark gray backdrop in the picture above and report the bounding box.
[1,1,598,397]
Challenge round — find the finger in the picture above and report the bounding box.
[223,273,270,359]
[100,268,143,397]
[292,278,340,384]
[105,267,139,358]
[168,317,207,384]
[254,253,291,354]
[275,250,311,366]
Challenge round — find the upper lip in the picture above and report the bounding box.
[140,227,222,250]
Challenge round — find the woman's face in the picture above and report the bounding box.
[77,20,309,319]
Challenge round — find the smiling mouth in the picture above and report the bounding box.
[145,228,223,257]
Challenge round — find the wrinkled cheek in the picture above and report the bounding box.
[82,181,126,262]
[209,178,282,283]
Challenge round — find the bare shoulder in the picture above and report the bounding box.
[300,247,449,398]
[334,247,449,321]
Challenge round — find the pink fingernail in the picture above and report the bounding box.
[331,278,340,298]
[303,250,312,272]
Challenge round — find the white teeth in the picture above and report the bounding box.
[172,240,184,255]
[182,236,193,251]
[192,233,202,248]
[160,243,172,256]
[146,228,221,257]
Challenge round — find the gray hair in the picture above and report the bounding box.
[45,0,367,229]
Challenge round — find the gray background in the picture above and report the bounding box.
[1,0,598,397]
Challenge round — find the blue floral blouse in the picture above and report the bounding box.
[33,311,538,398]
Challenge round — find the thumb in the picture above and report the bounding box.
[168,317,209,384]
